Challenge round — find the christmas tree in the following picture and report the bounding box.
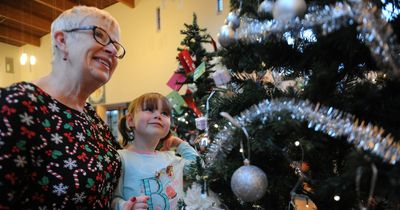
[182,0,400,209]
[167,14,217,143]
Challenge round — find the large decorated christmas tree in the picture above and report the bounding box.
[179,0,400,209]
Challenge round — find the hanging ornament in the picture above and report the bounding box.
[225,10,240,30]
[217,25,237,48]
[220,112,268,202]
[230,159,268,202]
[199,134,210,152]
[272,0,307,22]
[194,133,210,152]
[195,116,208,130]
[183,182,222,210]
[290,194,317,210]
[212,68,232,87]
[258,0,274,18]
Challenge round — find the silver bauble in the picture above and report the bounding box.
[258,0,274,18]
[272,0,307,22]
[217,25,237,48]
[230,164,268,202]
[225,11,240,30]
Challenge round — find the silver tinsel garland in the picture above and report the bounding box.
[205,99,400,167]
[231,0,400,77]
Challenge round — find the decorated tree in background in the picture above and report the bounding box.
[166,14,216,143]
[181,0,400,209]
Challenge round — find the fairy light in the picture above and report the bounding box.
[333,195,340,201]
[294,141,300,147]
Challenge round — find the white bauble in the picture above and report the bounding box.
[273,0,307,22]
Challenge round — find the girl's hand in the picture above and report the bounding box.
[122,196,149,210]
[160,136,184,151]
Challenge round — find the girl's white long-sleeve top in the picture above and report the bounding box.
[112,141,198,210]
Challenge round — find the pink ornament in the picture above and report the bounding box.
[213,69,231,86]
[195,117,208,130]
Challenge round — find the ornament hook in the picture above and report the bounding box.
[220,111,251,163]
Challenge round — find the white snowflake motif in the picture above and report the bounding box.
[51,133,63,144]
[52,183,68,196]
[38,206,48,210]
[33,157,44,167]
[14,155,27,167]
[27,93,37,102]
[63,158,77,170]
[25,84,35,90]
[72,192,86,204]
[104,156,111,163]
[76,132,85,142]
[48,103,60,112]
[19,112,34,126]
[96,161,103,171]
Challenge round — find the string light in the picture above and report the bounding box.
[294,141,300,147]
[333,195,340,201]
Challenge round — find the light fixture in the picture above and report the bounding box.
[29,55,36,65]
[20,53,28,65]
[20,53,37,71]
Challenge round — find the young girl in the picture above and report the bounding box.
[112,93,198,210]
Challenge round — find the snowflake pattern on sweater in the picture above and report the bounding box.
[0,82,121,209]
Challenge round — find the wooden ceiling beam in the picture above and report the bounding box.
[0,4,51,33]
[34,0,76,12]
[117,0,135,8]
[0,25,41,47]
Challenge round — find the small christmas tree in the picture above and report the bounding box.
[167,14,217,142]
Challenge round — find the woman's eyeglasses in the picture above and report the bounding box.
[63,25,126,59]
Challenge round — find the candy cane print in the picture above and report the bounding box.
[65,142,79,155]
[61,196,69,209]
[87,157,97,172]
[47,162,63,180]
[74,120,86,134]
[73,169,87,189]
[0,117,13,137]
[5,91,24,104]
[0,154,11,162]
[32,135,48,151]
[86,141,100,154]
[51,115,62,130]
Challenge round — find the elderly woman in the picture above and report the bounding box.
[0,6,125,209]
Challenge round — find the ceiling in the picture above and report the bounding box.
[0,0,135,47]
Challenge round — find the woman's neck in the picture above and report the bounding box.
[32,74,90,112]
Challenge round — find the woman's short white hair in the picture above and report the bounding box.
[51,6,121,59]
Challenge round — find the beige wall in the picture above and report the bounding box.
[0,0,230,105]
[0,43,21,86]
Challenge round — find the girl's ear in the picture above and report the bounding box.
[126,113,135,129]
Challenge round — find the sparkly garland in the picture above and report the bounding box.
[205,99,400,166]
[233,0,400,77]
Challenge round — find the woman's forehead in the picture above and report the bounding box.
[82,17,120,39]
